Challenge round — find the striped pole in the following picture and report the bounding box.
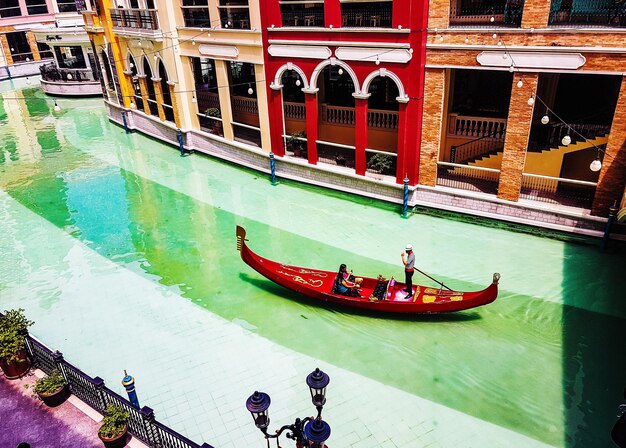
[121,111,129,134]
[601,201,618,252]
[402,176,409,218]
[269,151,277,185]
[122,370,140,408]
[177,129,185,157]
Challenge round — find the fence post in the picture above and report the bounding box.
[122,370,140,408]
[121,111,129,134]
[93,376,107,412]
[141,406,162,446]
[52,351,69,383]
[20,328,34,362]
[269,151,277,185]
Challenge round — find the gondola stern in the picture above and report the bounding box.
[236,225,248,254]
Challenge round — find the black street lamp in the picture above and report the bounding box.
[246,368,331,448]
[612,388,626,447]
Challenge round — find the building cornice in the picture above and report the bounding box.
[429,26,626,34]
[268,27,410,34]
[427,43,626,54]
[269,39,411,49]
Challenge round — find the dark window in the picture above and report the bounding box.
[341,1,392,28]
[57,0,78,12]
[191,57,222,135]
[181,0,210,27]
[0,0,21,17]
[321,66,355,107]
[6,32,33,63]
[280,1,324,27]
[36,42,53,59]
[218,0,250,29]
[54,46,87,69]
[129,0,139,8]
[25,0,48,15]
[450,70,513,118]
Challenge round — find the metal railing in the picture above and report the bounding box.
[284,101,306,120]
[40,63,100,82]
[450,128,506,164]
[2,319,213,448]
[341,2,392,28]
[231,95,258,115]
[436,161,501,195]
[320,104,399,129]
[527,122,610,152]
[280,2,324,27]
[549,0,626,27]
[110,8,160,30]
[448,114,507,139]
[520,173,597,208]
[449,0,524,27]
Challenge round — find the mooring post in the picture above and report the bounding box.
[601,201,618,252]
[122,370,140,408]
[177,128,185,157]
[269,151,277,185]
[402,176,409,218]
[121,111,129,134]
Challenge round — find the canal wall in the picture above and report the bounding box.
[105,102,624,240]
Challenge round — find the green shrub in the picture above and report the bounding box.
[0,309,34,363]
[205,108,221,118]
[98,404,130,439]
[367,153,394,174]
[286,131,306,151]
[33,369,66,395]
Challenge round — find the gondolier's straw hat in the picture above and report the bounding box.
[405,244,413,251]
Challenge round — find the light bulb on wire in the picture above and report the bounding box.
[191,94,197,103]
[590,157,602,172]
[517,80,523,88]
[490,16,495,22]
[464,36,469,43]
[541,115,549,125]
[527,97,535,106]
[492,33,497,39]
[192,39,196,45]
[130,101,137,109]
[338,68,344,75]
[295,79,301,87]
[375,56,380,66]
[67,73,73,80]
[248,85,253,95]
[509,65,515,72]
[25,77,31,85]
[561,134,571,146]
[53,101,61,112]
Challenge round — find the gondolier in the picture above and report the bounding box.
[401,244,415,299]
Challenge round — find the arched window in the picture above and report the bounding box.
[142,57,158,117]
[158,60,174,122]
[128,54,142,110]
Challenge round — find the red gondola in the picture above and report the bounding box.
[237,226,500,314]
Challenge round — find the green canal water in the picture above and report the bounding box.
[1,80,625,447]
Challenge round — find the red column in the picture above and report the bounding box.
[325,0,341,28]
[305,91,318,165]
[268,88,285,156]
[355,98,368,176]
[396,102,408,184]
[403,99,421,185]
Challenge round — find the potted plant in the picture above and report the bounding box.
[367,153,394,175]
[33,369,69,407]
[286,131,306,157]
[98,404,129,448]
[205,107,222,134]
[0,309,33,379]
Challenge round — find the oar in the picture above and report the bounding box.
[414,267,452,291]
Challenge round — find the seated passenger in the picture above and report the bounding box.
[341,264,363,287]
[333,264,361,297]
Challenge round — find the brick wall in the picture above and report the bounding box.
[419,68,446,187]
[592,76,626,216]
[0,34,12,66]
[497,73,538,201]
[427,0,450,29]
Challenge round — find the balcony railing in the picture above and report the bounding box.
[110,8,159,30]
[280,2,324,27]
[320,104,399,129]
[40,63,100,82]
[341,2,392,28]
[527,122,610,152]
[437,161,501,195]
[232,95,258,115]
[448,114,507,139]
[219,6,251,29]
[549,0,626,27]
[520,173,597,208]
[284,101,306,120]
[450,130,505,164]
[449,0,524,27]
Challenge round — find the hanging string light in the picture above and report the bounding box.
[561,132,571,146]
[541,113,549,125]
[191,93,197,103]
[247,84,253,95]
[295,79,301,87]
[590,155,602,172]
[527,96,535,106]
[375,56,380,66]
[192,39,196,45]
[517,80,523,88]
[130,101,137,109]
[338,68,344,75]
[25,77,31,85]
[53,101,61,112]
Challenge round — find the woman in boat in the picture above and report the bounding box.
[334,264,361,297]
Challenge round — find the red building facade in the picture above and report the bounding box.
[259,0,428,185]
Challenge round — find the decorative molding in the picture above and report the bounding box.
[476,51,586,69]
[272,62,310,90]
[269,39,410,49]
[310,59,361,93]
[128,39,154,50]
[335,47,412,64]
[361,68,408,103]
[268,44,332,60]
[198,44,239,58]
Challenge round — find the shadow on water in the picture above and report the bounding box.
[561,242,626,447]
[239,273,483,323]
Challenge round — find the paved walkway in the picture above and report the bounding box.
[0,372,102,448]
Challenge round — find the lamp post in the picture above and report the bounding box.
[246,368,331,448]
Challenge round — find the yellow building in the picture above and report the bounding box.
[81,0,270,154]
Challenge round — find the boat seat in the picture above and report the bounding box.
[369,279,389,301]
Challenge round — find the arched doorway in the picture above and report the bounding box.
[142,57,158,117]
[366,76,399,177]
[317,64,356,169]
[281,69,306,158]
[158,59,174,122]
[127,54,143,110]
